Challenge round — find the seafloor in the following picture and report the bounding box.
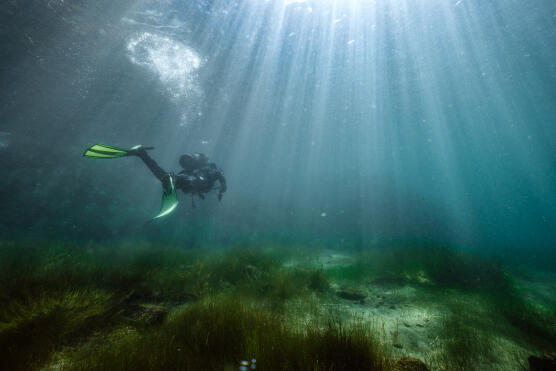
[0,240,554,370]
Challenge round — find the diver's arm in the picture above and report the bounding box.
[216,171,227,201]
[131,149,168,181]
[174,173,195,193]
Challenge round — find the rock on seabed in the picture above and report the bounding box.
[335,286,367,301]
[394,357,429,371]
[529,352,556,371]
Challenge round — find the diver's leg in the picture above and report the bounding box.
[132,149,168,182]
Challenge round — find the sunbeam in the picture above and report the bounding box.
[1,1,555,368]
[2,0,553,247]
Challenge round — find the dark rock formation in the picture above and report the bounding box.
[394,357,429,371]
[529,352,556,371]
[335,286,367,301]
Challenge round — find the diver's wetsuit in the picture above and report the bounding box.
[135,150,227,200]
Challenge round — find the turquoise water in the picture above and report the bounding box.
[1,0,555,252]
[0,2,555,369]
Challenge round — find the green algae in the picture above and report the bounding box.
[0,239,553,370]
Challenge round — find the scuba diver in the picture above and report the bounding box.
[83,144,226,218]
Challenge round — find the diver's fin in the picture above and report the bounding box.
[153,175,178,219]
[83,144,131,159]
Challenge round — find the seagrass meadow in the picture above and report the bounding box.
[1,0,555,370]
